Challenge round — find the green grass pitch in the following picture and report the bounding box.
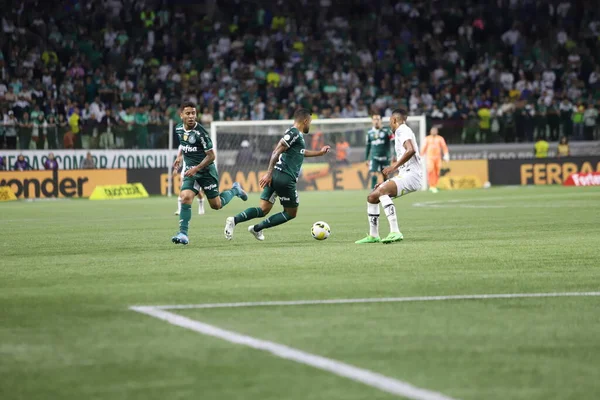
[1,186,600,400]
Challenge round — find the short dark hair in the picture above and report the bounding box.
[180,101,197,111]
[391,108,408,120]
[293,108,311,122]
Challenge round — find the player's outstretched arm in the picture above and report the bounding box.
[304,145,331,157]
[259,140,288,188]
[382,140,415,176]
[184,149,215,177]
[173,145,183,171]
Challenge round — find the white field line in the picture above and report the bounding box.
[138,291,600,311]
[130,306,458,400]
[412,191,600,208]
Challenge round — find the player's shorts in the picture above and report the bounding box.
[260,170,299,208]
[387,169,422,197]
[369,157,390,173]
[181,164,220,199]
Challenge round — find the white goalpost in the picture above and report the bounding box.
[209,116,428,192]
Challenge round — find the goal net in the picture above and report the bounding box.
[208,116,427,194]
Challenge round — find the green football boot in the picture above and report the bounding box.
[355,235,381,244]
[381,232,404,244]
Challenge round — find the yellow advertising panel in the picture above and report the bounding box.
[0,169,127,199]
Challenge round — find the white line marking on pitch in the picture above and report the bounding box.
[412,192,600,209]
[130,306,458,400]
[138,291,600,310]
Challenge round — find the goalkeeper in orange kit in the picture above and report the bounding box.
[420,126,449,193]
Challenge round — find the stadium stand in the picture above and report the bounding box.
[0,0,598,152]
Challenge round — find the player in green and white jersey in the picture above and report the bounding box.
[171,101,248,245]
[224,108,331,241]
[366,114,395,189]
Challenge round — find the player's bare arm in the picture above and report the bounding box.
[173,147,183,171]
[382,140,415,176]
[259,140,288,188]
[304,145,331,157]
[184,149,215,177]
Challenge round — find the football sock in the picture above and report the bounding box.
[371,175,378,189]
[367,202,380,237]
[198,198,205,214]
[179,203,191,234]
[234,207,264,224]
[218,189,236,208]
[379,194,400,233]
[254,211,294,231]
[177,196,182,213]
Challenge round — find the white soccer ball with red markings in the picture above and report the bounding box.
[311,221,331,240]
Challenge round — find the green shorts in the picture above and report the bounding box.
[181,163,220,199]
[260,170,299,208]
[369,158,390,173]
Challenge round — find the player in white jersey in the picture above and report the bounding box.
[174,145,205,215]
[356,108,423,244]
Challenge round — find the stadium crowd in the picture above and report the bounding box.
[0,0,598,151]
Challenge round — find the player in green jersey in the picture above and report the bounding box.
[171,101,248,245]
[224,108,330,241]
[365,114,395,189]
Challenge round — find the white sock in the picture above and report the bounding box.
[368,202,380,237]
[177,196,182,213]
[198,198,205,213]
[379,195,400,233]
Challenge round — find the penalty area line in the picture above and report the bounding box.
[130,306,458,400]
[136,291,600,311]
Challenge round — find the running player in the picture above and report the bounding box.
[365,114,394,189]
[171,101,247,245]
[355,108,423,244]
[173,151,205,215]
[224,108,330,241]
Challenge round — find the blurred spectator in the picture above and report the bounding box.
[134,106,149,149]
[68,108,81,149]
[200,107,213,127]
[99,109,117,149]
[335,134,350,166]
[0,155,5,170]
[3,110,17,149]
[583,103,598,140]
[32,113,46,150]
[572,105,585,140]
[82,152,96,169]
[46,115,59,149]
[43,153,59,170]
[557,136,570,158]
[534,136,549,158]
[18,112,33,150]
[14,154,31,171]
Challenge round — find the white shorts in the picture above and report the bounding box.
[389,170,422,197]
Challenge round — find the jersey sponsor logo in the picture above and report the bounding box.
[203,183,217,191]
[279,195,291,201]
[181,145,198,153]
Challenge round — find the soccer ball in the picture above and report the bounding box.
[311,221,331,240]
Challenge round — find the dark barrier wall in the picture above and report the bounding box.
[488,157,600,185]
